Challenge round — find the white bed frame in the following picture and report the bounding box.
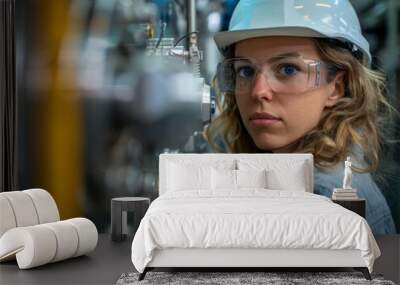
[140,154,371,280]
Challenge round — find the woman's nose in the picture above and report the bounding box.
[250,72,274,101]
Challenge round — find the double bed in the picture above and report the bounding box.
[131,154,380,280]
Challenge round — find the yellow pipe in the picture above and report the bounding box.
[34,0,82,219]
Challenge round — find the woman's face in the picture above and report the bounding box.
[234,36,343,152]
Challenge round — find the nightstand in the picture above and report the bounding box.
[111,197,150,242]
[332,198,366,218]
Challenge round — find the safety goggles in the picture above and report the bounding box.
[217,56,334,95]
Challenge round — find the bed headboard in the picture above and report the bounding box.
[159,153,314,195]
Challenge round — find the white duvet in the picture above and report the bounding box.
[131,190,380,273]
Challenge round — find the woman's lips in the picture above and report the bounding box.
[249,112,282,127]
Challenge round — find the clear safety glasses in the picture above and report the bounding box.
[217,56,333,95]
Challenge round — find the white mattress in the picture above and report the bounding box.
[131,190,380,273]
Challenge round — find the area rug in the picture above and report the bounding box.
[116,271,396,285]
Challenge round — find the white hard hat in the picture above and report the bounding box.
[214,0,371,64]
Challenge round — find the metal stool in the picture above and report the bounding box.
[111,197,150,242]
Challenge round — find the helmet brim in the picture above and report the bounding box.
[214,26,371,64]
[214,26,329,53]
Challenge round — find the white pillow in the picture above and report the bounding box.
[237,159,309,191]
[212,169,237,190]
[167,162,212,191]
[212,169,268,190]
[236,169,268,188]
[266,167,307,191]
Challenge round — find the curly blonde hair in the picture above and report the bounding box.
[204,38,396,172]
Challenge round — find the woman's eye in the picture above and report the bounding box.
[278,64,300,77]
[236,66,255,78]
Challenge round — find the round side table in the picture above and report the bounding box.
[111,197,150,242]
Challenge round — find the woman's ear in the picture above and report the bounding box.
[325,72,345,107]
